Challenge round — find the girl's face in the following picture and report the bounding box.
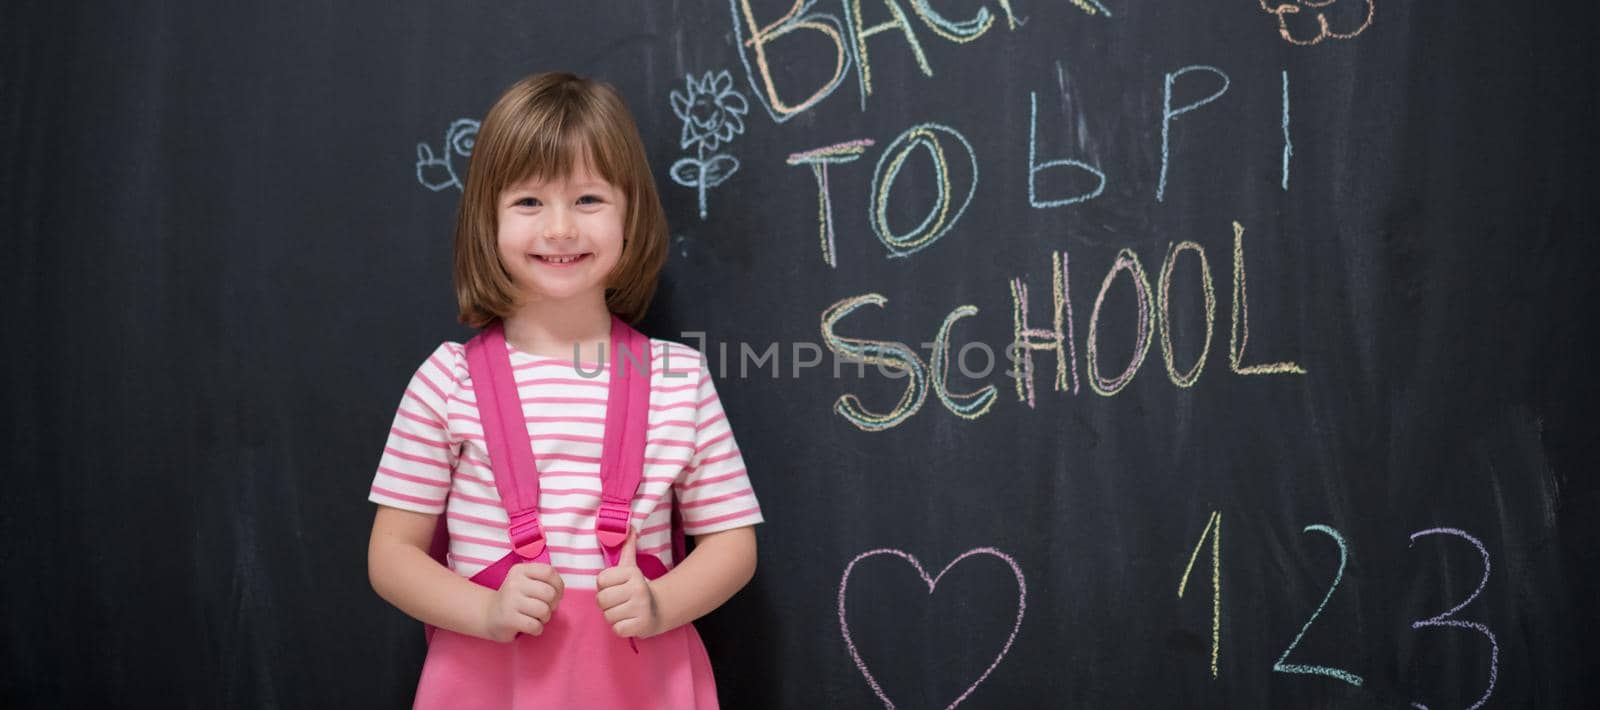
[496,159,627,307]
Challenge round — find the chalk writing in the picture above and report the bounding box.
[839,547,1027,708]
[1028,90,1105,208]
[932,305,998,419]
[1407,527,1499,710]
[669,70,750,219]
[870,123,978,258]
[730,0,852,122]
[1158,66,1230,202]
[821,293,930,431]
[1009,249,1081,408]
[1159,241,1216,388]
[788,139,876,267]
[845,0,934,110]
[414,118,478,192]
[1086,248,1155,396]
[1178,510,1222,678]
[1230,221,1307,375]
[1274,524,1363,686]
[1281,69,1292,191]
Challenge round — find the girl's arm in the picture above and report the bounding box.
[368,505,496,639]
[648,525,758,635]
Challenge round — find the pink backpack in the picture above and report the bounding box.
[423,315,685,649]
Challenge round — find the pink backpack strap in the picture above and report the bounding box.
[596,316,652,565]
[465,320,547,560]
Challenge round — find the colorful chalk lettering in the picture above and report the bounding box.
[869,123,978,258]
[788,139,876,267]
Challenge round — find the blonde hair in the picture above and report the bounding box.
[453,72,669,328]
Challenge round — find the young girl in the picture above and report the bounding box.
[366,72,763,708]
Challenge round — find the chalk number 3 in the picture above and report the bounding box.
[1408,527,1499,710]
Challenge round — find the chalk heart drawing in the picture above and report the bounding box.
[837,547,1027,709]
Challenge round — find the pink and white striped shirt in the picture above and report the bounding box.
[368,336,763,590]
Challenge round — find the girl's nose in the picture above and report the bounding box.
[545,207,577,240]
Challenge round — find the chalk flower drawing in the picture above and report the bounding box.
[1258,0,1374,45]
[669,70,749,219]
[416,118,479,192]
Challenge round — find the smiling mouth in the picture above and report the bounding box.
[531,253,591,265]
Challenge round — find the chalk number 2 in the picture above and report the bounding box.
[1273,524,1363,686]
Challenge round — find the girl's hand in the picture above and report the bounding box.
[480,562,565,642]
[595,529,662,639]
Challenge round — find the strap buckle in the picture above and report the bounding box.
[595,503,632,549]
[508,510,547,559]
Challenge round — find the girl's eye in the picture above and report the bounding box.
[577,195,604,205]
[513,197,541,207]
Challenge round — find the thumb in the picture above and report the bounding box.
[616,527,638,568]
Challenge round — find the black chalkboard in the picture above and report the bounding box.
[5,0,1598,707]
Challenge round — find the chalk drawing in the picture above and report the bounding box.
[1259,0,1374,46]
[669,70,750,219]
[415,118,479,192]
[839,547,1027,708]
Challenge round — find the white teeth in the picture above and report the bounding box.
[537,254,586,264]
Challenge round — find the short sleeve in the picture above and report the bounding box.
[674,358,764,535]
[367,342,463,515]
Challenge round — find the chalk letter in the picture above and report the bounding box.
[1158,65,1230,202]
[1158,240,1216,388]
[870,123,979,257]
[845,0,933,108]
[787,139,875,267]
[1086,248,1156,396]
[1008,250,1080,408]
[1281,69,1291,191]
[1229,221,1306,375]
[821,294,929,430]
[1029,91,1105,208]
[731,0,851,122]
[932,305,998,419]
[909,0,995,42]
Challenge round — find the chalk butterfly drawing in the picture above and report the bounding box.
[415,118,480,192]
[838,547,1027,708]
[1259,0,1374,45]
[669,70,749,219]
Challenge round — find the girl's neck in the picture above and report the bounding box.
[501,297,615,362]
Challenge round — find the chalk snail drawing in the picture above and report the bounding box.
[838,547,1027,708]
[1258,0,1374,46]
[415,118,480,192]
[669,69,750,219]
